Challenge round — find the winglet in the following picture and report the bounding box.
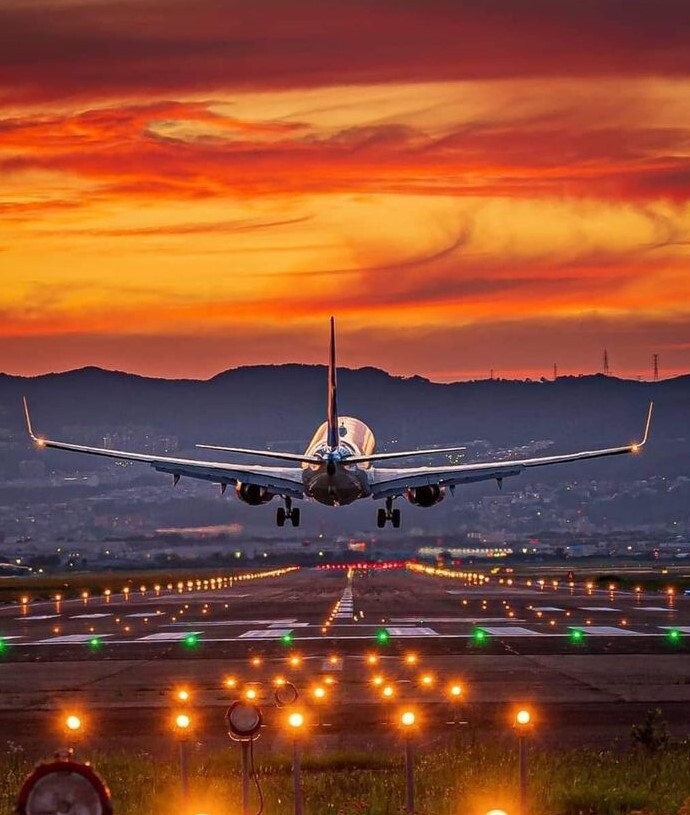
[22,396,44,446]
[632,401,653,452]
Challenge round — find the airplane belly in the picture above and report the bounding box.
[303,467,370,506]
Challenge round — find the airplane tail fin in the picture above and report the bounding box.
[327,316,339,450]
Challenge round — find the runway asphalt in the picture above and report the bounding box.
[1,566,688,754]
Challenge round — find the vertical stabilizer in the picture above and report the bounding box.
[327,316,339,450]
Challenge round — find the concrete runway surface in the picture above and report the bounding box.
[0,567,688,755]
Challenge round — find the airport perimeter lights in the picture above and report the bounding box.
[514,709,533,815]
[287,712,306,815]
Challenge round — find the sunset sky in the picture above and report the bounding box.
[1,0,689,381]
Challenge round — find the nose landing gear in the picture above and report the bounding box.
[276,497,300,528]
[376,496,401,529]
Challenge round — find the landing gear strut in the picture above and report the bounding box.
[376,496,401,529]
[276,497,300,528]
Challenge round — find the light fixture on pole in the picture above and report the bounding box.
[287,711,305,815]
[226,701,263,815]
[514,708,533,815]
[400,710,417,814]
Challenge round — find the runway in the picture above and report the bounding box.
[1,566,688,753]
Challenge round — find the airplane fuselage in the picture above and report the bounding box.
[302,416,375,505]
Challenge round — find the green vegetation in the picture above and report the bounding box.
[2,741,689,815]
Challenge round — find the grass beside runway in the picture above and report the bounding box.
[2,740,689,814]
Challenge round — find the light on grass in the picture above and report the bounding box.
[515,709,531,726]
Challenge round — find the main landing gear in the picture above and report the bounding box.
[276,497,300,528]
[376,496,401,529]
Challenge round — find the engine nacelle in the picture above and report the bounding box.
[405,484,446,507]
[235,482,274,506]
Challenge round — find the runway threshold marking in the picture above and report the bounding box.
[165,619,298,627]
[384,627,439,637]
[659,626,690,633]
[137,631,203,642]
[239,629,294,639]
[479,626,544,636]
[576,626,640,636]
[34,634,115,644]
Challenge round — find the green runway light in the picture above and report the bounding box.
[667,629,682,643]
[88,637,101,649]
[570,629,585,643]
[375,628,390,644]
[472,628,488,644]
[281,632,294,645]
[183,634,199,648]
[0,638,5,653]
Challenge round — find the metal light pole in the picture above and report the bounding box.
[174,713,191,802]
[287,711,305,815]
[400,711,416,814]
[514,709,533,815]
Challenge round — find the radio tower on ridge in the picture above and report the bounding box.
[653,353,659,381]
[603,349,610,376]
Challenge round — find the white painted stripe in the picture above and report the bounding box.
[532,607,563,612]
[579,607,620,612]
[70,613,112,619]
[34,634,114,644]
[385,627,438,637]
[239,629,293,639]
[137,631,202,641]
[659,626,690,633]
[638,607,675,612]
[16,615,59,621]
[480,626,544,636]
[126,612,166,618]
[577,626,639,636]
[166,619,297,627]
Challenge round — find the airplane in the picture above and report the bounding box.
[22,318,653,529]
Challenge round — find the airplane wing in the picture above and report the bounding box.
[22,398,305,499]
[371,403,653,499]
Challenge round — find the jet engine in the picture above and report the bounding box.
[235,482,274,505]
[405,484,446,507]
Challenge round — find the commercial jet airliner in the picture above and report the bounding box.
[23,319,653,529]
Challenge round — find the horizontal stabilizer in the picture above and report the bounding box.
[196,443,321,464]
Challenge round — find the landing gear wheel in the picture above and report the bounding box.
[291,507,301,527]
[376,497,401,528]
[276,507,286,527]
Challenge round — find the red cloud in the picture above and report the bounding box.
[1,1,690,105]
